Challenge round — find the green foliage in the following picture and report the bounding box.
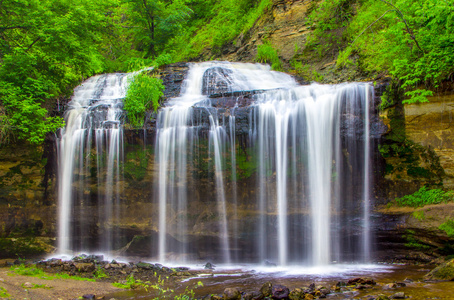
[440,219,454,237]
[94,268,108,279]
[124,148,149,181]
[174,0,272,60]
[21,283,51,289]
[236,148,257,179]
[403,229,431,250]
[345,0,454,103]
[0,0,119,144]
[123,0,193,58]
[0,237,47,258]
[412,210,425,221]
[113,274,151,290]
[256,42,283,71]
[10,264,95,282]
[124,72,164,127]
[395,186,453,207]
[0,286,11,298]
[305,0,356,58]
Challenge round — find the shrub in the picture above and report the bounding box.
[256,42,283,71]
[440,219,454,237]
[395,186,453,207]
[124,73,165,127]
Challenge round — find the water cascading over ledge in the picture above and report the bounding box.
[57,62,374,266]
[58,73,128,255]
[154,62,372,266]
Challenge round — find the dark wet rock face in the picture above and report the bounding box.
[272,284,290,299]
[202,67,234,95]
[159,62,189,99]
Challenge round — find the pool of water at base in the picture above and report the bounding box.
[104,263,454,299]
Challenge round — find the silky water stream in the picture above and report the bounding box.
[55,62,439,300]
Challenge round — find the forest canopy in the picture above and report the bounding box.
[1,0,453,144]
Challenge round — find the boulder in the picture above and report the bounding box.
[260,282,273,297]
[425,258,454,280]
[223,287,241,300]
[271,284,289,299]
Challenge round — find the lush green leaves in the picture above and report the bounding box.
[0,0,119,144]
[256,42,282,71]
[340,0,454,103]
[124,72,164,127]
[395,186,453,207]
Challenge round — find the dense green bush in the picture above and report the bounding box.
[395,186,453,207]
[340,0,454,103]
[124,72,164,127]
[256,42,283,71]
[440,219,454,237]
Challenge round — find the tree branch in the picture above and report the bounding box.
[26,37,40,51]
[378,0,424,53]
[0,26,28,32]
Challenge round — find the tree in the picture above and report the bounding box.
[0,0,119,144]
[123,0,192,58]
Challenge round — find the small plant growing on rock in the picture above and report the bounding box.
[0,286,11,298]
[113,274,151,290]
[395,186,453,207]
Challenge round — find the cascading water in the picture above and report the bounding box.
[155,62,372,266]
[58,73,128,255]
[252,84,371,265]
[58,61,373,267]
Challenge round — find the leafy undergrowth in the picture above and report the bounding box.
[440,219,454,237]
[256,41,282,71]
[112,274,151,290]
[9,264,95,282]
[394,186,453,207]
[21,283,51,289]
[0,286,11,298]
[113,274,203,300]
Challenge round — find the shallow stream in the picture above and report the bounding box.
[105,264,453,299]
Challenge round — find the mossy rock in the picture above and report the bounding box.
[0,237,54,259]
[425,259,454,281]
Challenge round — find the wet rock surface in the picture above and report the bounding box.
[424,258,454,281]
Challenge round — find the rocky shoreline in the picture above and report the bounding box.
[1,255,454,300]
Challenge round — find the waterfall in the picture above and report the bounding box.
[58,62,373,266]
[58,73,128,255]
[156,62,372,265]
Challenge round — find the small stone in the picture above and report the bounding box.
[0,278,4,282]
[136,262,153,270]
[82,295,96,300]
[319,288,330,295]
[395,282,406,287]
[391,292,405,299]
[242,291,261,300]
[304,294,314,300]
[264,260,277,267]
[271,284,289,299]
[23,282,34,288]
[260,282,273,297]
[74,262,95,272]
[289,288,303,300]
[204,262,216,270]
[384,283,397,289]
[223,287,241,300]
